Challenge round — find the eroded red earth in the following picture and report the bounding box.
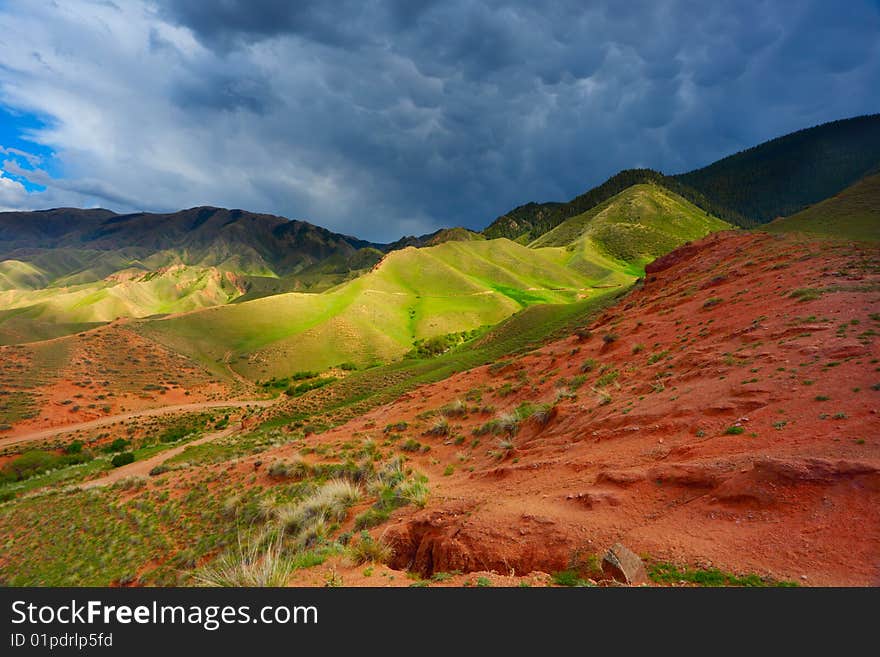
[242,231,880,585]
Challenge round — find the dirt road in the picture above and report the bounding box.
[0,400,273,449]
[81,426,238,488]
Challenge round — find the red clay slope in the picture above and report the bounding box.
[254,230,880,585]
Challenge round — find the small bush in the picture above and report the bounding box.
[383,422,408,433]
[551,569,590,587]
[595,369,620,387]
[348,532,392,565]
[107,438,129,452]
[113,475,146,491]
[440,400,467,418]
[278,479,361,546]
[426,419,451,436]
[647,350,670,365]
[602,333,618,344]
[401,439,422,452]
[268,459,311,480]
[291,370,320,381]
[111,452,135,467]
[64,440,84,455]
[354,507,391,530]
[149,464,170,477]
[285,377,337,397]
[724,425,745,435]
[530,404,556,426]
[196,531,293,587]
[400,477,429,508]
[487,359,512,375]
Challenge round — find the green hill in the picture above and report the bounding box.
[388,227,486,250]
[0,207,390,338]
[676,114,880,223]
[765,172,880,241]
[530,183,731,275]
[138,238,617,379]
[483,169,742,243]
[0,265,249,344]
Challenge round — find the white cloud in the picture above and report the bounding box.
[0,0,877,240]
[0,172,29,210]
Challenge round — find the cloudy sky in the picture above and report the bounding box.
[0,1,878,241]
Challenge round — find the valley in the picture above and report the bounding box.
[0,115,877,587]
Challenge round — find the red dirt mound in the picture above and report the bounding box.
[258,231,879,585]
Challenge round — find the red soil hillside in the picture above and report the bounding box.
[248,230,880,586]
[0,322,232,437]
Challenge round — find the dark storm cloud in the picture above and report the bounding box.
[0,1,878,241]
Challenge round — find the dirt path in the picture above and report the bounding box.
[81,426,238,488]
[222,350,253,388]
[0,400,273,449]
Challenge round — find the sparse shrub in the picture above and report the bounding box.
[496,437,515,456]
[790,288,822,302]
[400,476,429,508]
[496,383,514,397]
[348,531,392,565]
[426,419,451,436]
[278,479,361,545]
[285,377,337,397]
[580,358,597,373]
[530,404,556,426]
[464,388,483,403]
[196,531,293,587]
[647,350,670,365]
[383,422,408,434]
[703,297,723,309]
[551,569,590,587]
[724,425,745,435]
[267,459,311,480]
[475,411,520,438]
[602,333,618,344]
[113,476,146,491]
[488,360,512,375]
[440,400,467,418]
[568,374,588,390]
[401,439,422,452]
[149,464,170,476]
[354,507,391,530]
[291,370,320,381]
[574,327,592,342]
[221,495,242,518]
[632,343,645,354]
[595,369,620,387]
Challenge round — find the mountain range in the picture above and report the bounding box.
[1,113,879,589]
[0,113,877,351]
